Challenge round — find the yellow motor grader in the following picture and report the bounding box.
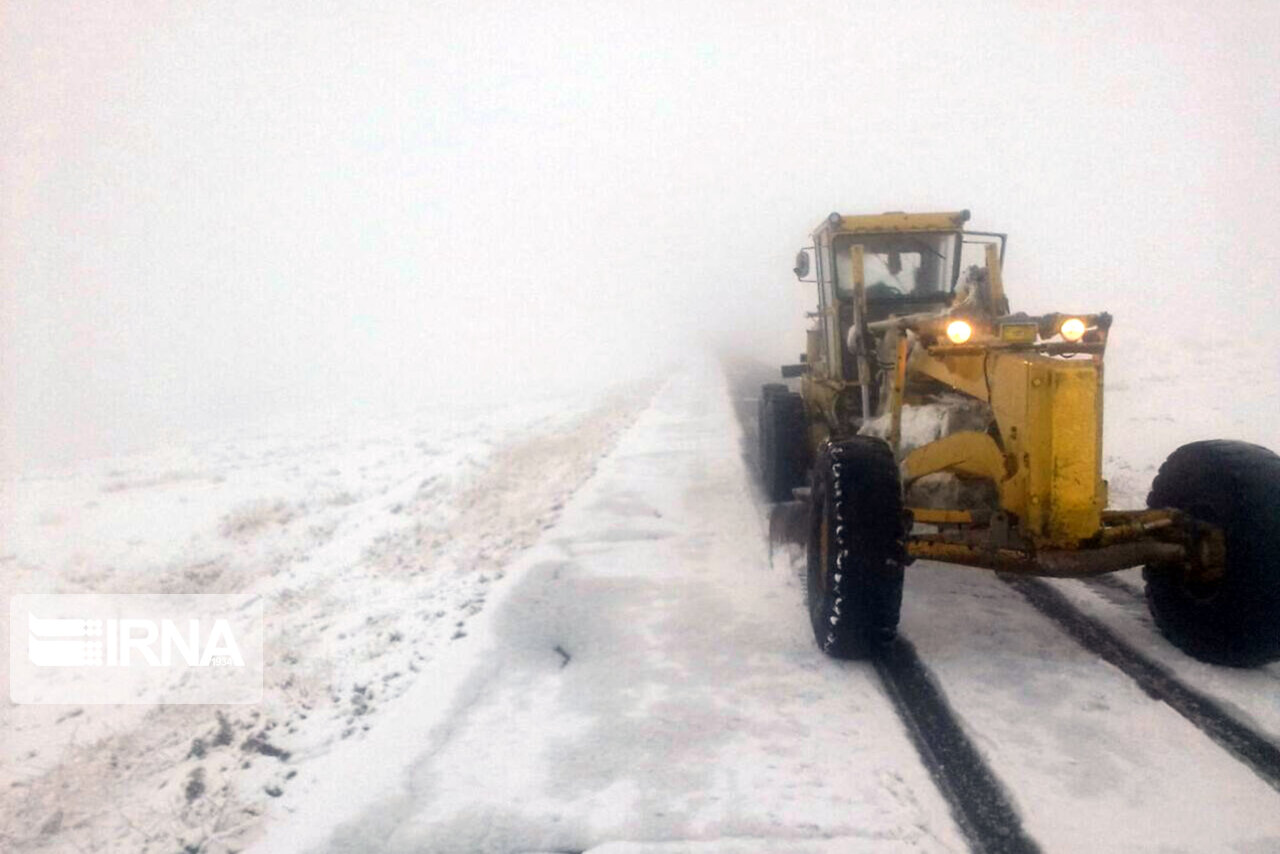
[761,210,1280,666]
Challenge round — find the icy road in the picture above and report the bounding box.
[252,358,1280,854]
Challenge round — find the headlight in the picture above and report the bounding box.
[946,320,973,344]
[1060,317,1086,342]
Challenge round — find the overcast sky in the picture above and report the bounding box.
[3,1,1278,471]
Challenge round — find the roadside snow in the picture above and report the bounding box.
[1100,333,1280,509]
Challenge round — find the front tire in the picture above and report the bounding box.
[1144,440,1280,666]
[806,437,907,659]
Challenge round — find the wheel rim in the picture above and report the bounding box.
[1177,502,1227,604]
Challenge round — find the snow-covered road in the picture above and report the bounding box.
[257,360,966,853]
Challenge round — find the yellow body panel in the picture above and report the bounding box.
[909,508,975,524]
[1047,366,1104,543]
[902,431,1007,487]
[909,347,1104,548]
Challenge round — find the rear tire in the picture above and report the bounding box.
[806,437,907,659]
[758,383,788,466]
[760,391,807,503]
[1144,440,1280,666]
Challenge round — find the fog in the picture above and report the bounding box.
[4,1,1278,472]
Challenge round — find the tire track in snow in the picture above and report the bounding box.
[1001,575,1280,795]
[873,639,1042,854]
[1078,573,1146,610]
[721,356,1040,854]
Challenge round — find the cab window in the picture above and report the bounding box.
[832,232,955,299]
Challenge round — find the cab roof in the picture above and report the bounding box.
[813,210,971,238]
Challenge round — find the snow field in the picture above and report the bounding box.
[1,383,653,853]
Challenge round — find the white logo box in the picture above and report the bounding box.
[10,594,263,704]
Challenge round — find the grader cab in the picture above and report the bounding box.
[761,210,1280,666]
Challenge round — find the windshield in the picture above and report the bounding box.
[833,232,956,299]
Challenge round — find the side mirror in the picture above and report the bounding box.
[793,249,810,279]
